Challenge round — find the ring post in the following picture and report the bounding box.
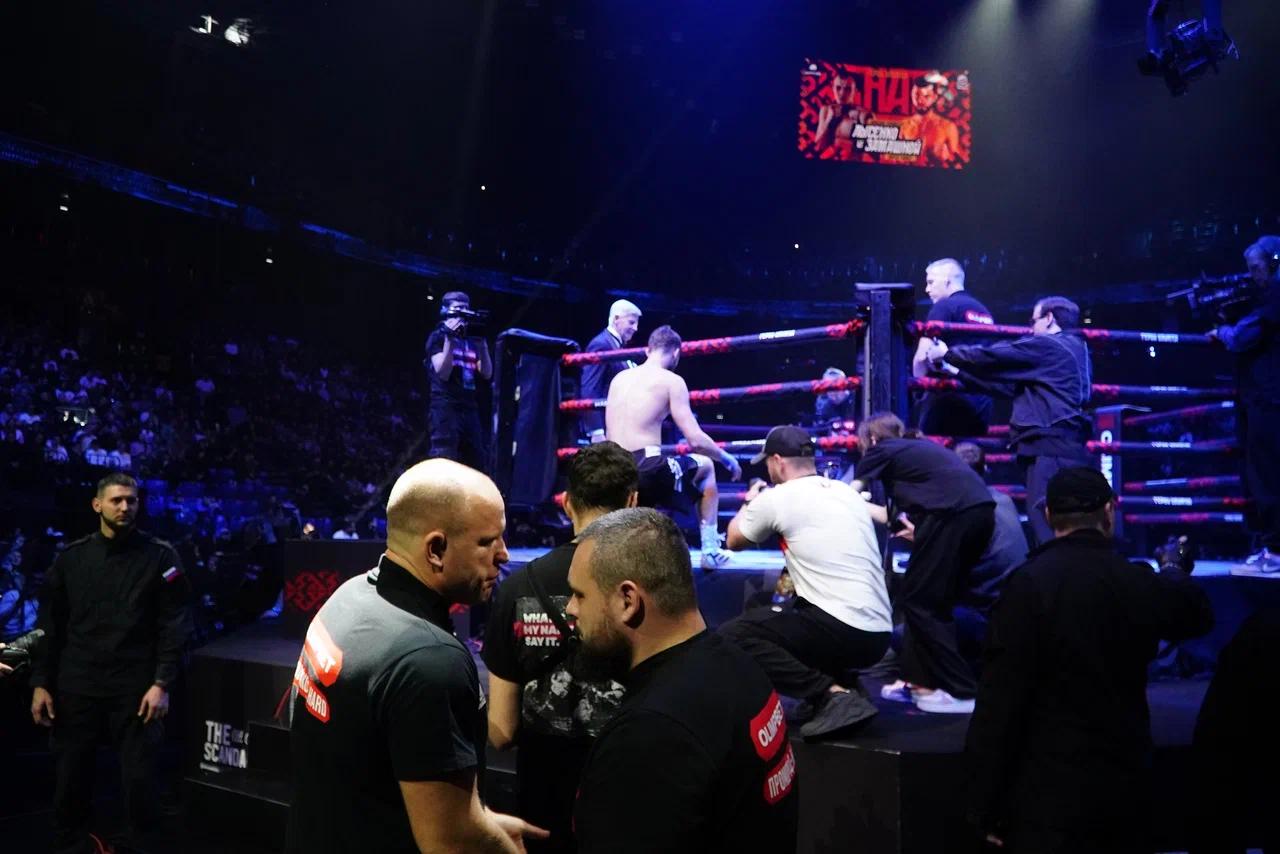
[858,283,915,422]
[1094,404,1147,547]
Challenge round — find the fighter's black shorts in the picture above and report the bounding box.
[632,448,701,512]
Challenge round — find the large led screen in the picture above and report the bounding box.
[799,60,971,169]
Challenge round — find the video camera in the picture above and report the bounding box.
[1166,271,1257,323]
[0,628,45,671]
[1142,17,1239,96]
[440,304,490,332]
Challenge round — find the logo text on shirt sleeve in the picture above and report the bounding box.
[749,691,787,761]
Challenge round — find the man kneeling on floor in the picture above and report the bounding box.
[720,425,893,739]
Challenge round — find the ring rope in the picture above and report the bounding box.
[561,319,864,368]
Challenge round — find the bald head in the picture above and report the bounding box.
[385,459,509,604]
[924,258,966,304]
[387,459,501,542]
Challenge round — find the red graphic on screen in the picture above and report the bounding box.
[285,570,341,614]
[798,60,972,170]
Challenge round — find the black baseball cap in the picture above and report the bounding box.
[751,425,816,465]
[1043,467,1115,514]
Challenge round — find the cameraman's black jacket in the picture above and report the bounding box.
[964,529,1213,834]
[946,332,1092,455]
[1217,280,1280,404]
[31,530,192,696]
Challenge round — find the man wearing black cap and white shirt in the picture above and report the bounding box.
[966,467,1213,853]
[720,425,892,739]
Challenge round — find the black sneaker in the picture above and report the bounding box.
[786,698,816,724]
[799,690,878,740]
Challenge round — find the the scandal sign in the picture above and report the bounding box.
[799,59,972,170]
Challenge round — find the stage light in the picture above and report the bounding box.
[480,184,487,191]
[224,19,252,47]
[190,14,218,35]
[58,205,69,213]
[793,243,800,250]
[265,257,273,264]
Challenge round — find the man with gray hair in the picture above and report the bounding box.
[581,299,643,442]
[913,258,995,437]
[568,508,798,853]
[1209,235,1280,570]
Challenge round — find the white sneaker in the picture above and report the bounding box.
[1244,549,1280,572]
[913,689,975,715]
[879,680,915,703]
[700,548,732,570]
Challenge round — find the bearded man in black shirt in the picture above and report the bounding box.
[567,508,798,854]
[30,472,192,854]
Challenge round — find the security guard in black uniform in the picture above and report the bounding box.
[30,472,192,854]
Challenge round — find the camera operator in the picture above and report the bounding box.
[425,290,493,472]
[1208,236,1280,571]
[30,472,192,853]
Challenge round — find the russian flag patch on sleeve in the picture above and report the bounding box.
[162,565,182,583]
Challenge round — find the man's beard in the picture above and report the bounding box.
[100,513,136,535]
[573,619,632,683]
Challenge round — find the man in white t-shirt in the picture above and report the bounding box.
[720,425,892,739]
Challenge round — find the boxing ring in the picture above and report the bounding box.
[530,298,1275,853]
[548,300,1251,560]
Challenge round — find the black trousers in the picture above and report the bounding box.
[898,504,995,699]
[1019,452,1093,547]
[1239,400,1280,552]
[51,692,162,854]
[719,598,891,702]
[428,401,489,473]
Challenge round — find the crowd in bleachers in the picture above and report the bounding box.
[0,314,428,639]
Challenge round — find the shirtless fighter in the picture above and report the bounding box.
[606,325,743,569]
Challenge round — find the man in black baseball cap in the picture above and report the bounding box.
[966,466,1213,851]
[748,425,815,465]
[1040,465,1115,517]
[424,290,492,471]
[721,424,892,739]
